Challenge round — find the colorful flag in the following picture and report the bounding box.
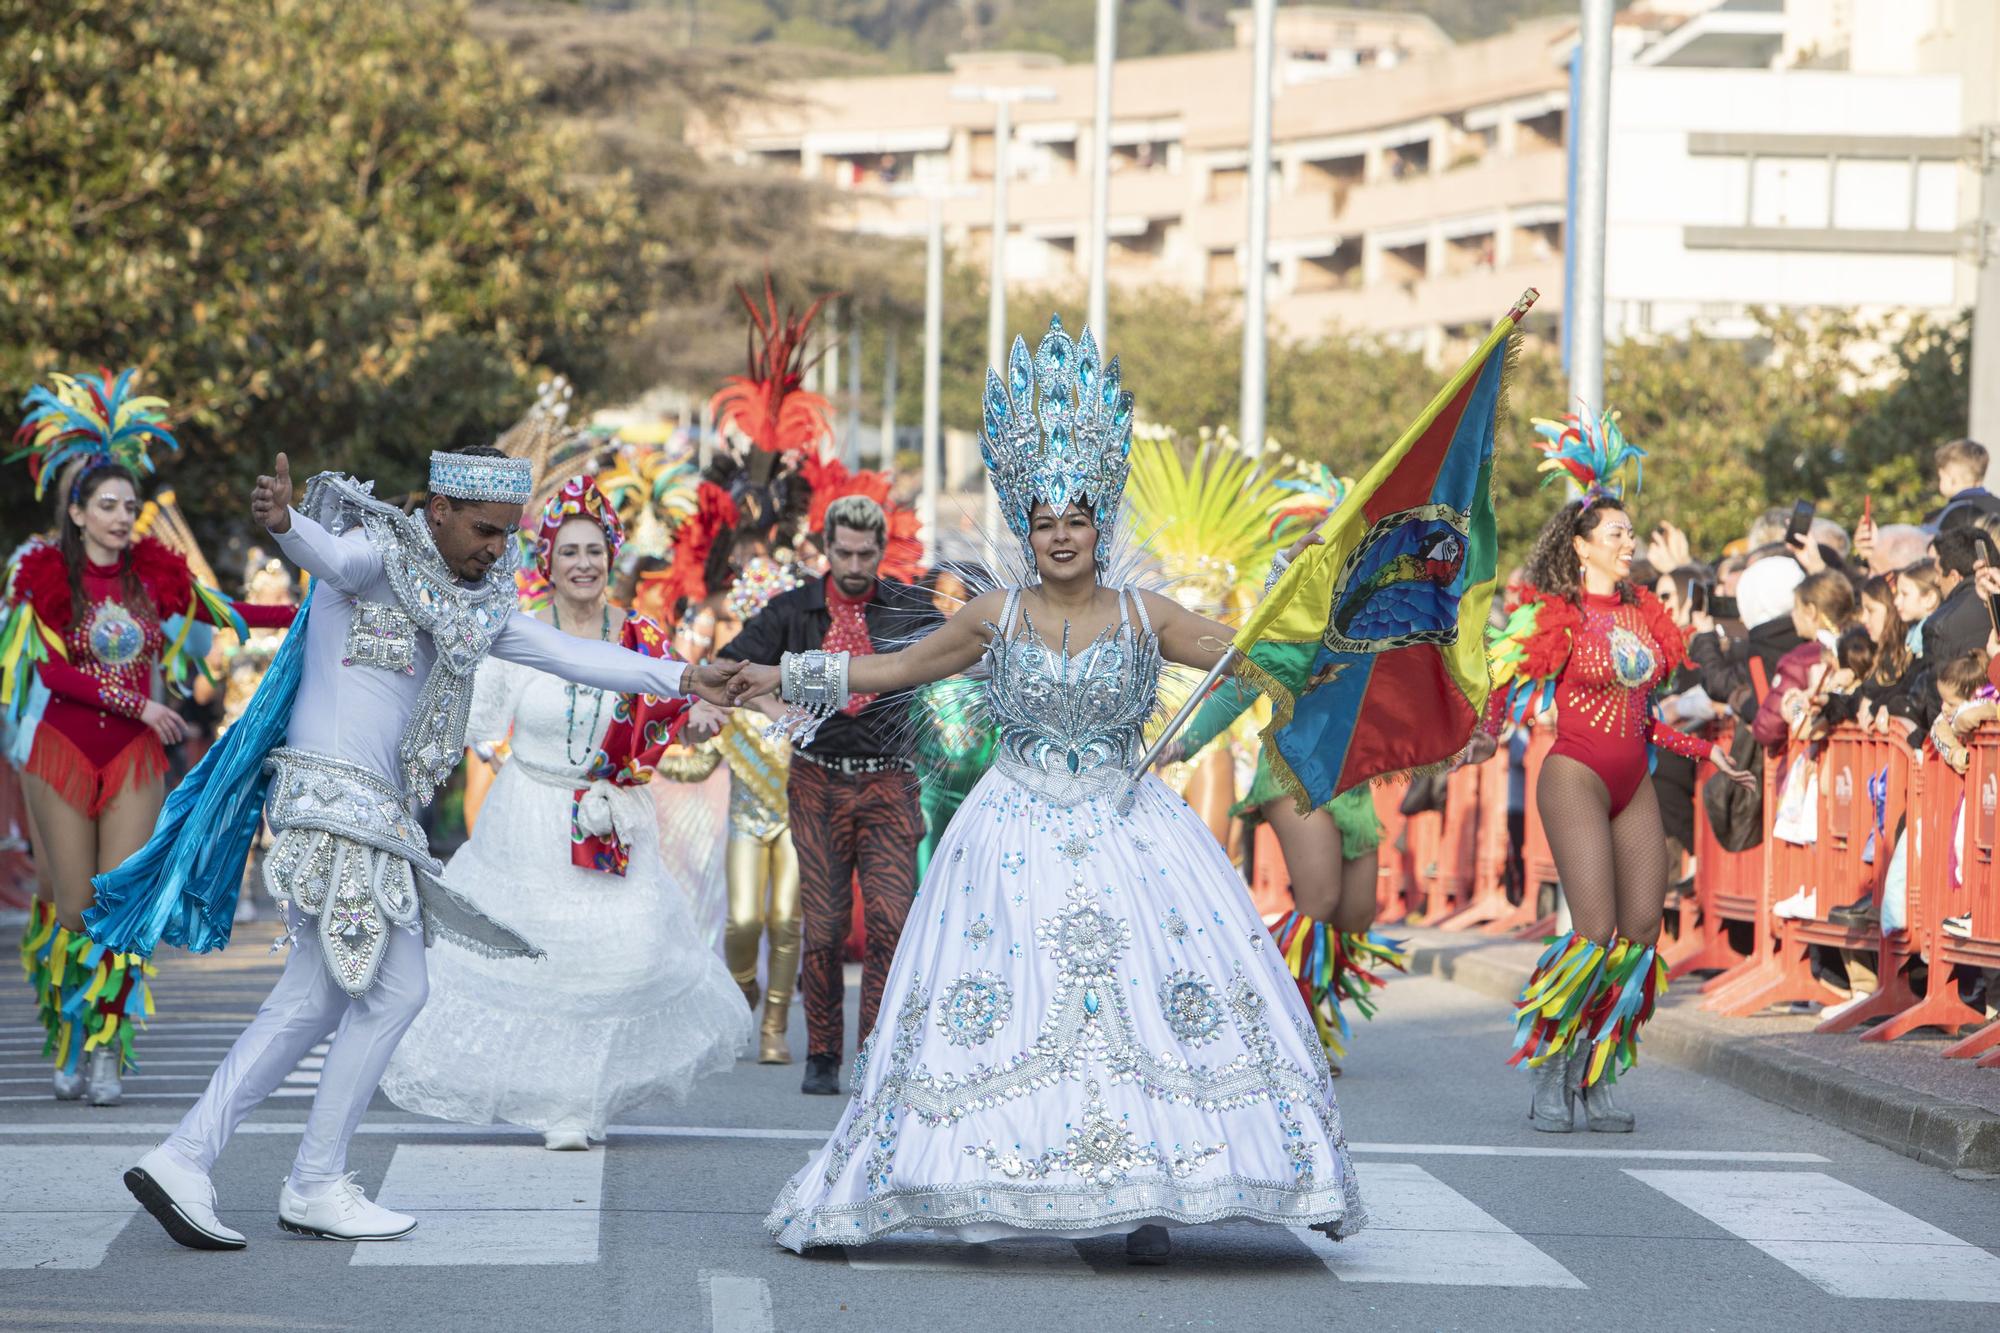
[1230,290,1535,809]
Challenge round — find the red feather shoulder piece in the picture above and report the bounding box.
[11,543,74,631]
[1516,587,1582,683]
[129,536,194,618]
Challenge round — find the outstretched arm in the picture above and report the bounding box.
[729,589,1003,704]
[254,453,383,595]
[492,611,744,705]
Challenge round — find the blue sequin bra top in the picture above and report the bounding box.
[981,586,1161,808]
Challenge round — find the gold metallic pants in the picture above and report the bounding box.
[724,831,801,1040]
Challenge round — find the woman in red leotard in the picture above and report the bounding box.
[1465,413,1752,1134]
[5,371,295,1105]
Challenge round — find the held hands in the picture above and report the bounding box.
[684,660,744,707]
[252,453,293,534]
[683,700,728,744]
[1710,743,1757,789]
[140,700,190,747]
[727,662,783,705]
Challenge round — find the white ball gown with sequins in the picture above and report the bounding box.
[382,656,750,1138]
[765,587,1366,1250]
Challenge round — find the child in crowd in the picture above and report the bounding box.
[1893,561,1943,654]
[1928,650,1995,775]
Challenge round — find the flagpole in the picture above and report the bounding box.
[1118,646,1238,814]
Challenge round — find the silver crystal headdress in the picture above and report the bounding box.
[428,450,534,505]
[980,315,1134,568]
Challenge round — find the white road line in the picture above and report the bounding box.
[351,1145,606,1267]
[1629,1170,2000,1301]
[0,1121,1838,1160]
[702,1270,776,1333]
[1349,1143,1829,1163]
[0,1147,139,1269]
[1294,1162,1584,1288]
[844,1234,1093,1275]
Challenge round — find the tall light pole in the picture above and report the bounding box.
[1088,0,1117,342]
[953,82,1056,532]
[890,182,979,562]
[1569,0,1614,422]
[1239,0,1277,457]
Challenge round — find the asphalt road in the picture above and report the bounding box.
[2,942,1997,1333]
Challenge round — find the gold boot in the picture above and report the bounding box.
[759,994,792,1065]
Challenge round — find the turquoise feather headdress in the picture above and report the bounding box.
[1530,407,1642,507]
[12,368,179,502]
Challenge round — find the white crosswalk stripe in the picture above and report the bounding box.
[1293,1161,1583,1287]
[1629,1170,2000,1302]
[0,1147,140,1269]
[350,1144,607,1266]
[702,1270,776,1333]
[844,1234,1094,1274]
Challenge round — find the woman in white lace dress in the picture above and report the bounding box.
[382,478,749,1150]
[731,319,1365,1261]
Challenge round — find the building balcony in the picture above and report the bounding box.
[1271,256,1564,341]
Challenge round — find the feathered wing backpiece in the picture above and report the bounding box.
[1123,430,1280,621]
[11,368,179,500]
[709,274,835,457]
[1529,407,1643,501]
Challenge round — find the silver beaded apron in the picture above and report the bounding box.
[260,474,542,998]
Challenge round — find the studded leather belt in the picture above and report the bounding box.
[792,751,916,776]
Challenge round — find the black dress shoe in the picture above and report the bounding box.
[1828,895,1875,926]
[1125,1224,1171,1264]
[801,1055,840,1096]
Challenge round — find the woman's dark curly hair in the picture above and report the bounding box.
[1525,495,1634,605]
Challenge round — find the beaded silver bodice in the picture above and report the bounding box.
[981,586,1160,808]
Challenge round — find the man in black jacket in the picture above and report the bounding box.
[1897,527,1992,735]
[722,496,940,1095]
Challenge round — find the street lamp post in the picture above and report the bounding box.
[1089,0,1117,342]
[888,182,980,563]
[1239,0,1277,457]
[1569,0,1614,422]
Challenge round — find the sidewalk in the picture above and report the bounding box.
[1402,926,2000,1175]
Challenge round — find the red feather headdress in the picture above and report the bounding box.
[708,275,836,456]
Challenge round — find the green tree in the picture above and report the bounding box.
[1,0,659,548]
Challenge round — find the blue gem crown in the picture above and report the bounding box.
[427,451,534,505]
[980,316,1135,566]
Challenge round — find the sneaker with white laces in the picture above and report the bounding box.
[125,1147,247,1251]
[1773,887,1817,921]
[278,1174,417,1241]
[1942,913,1973,940]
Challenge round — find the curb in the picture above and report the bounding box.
[1403,933,2000,1174]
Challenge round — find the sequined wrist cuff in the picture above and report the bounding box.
[1262,551,1292,595]
[101,682,148,720]
[776,649,850,749]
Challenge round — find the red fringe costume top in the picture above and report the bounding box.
[1486,584,1707,816]
[7,537,296,815]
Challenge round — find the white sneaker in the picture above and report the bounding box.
[86,1047,123,1106]
[1773,887,1817,921]
[1943,913,1973,940]
[543,1128,591,1151]
[125,1147,247,1250]
[278,1174,417,1241]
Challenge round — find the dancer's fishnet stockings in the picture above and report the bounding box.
[1536,754,1668,948]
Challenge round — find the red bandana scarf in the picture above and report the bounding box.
[823,578,879,715]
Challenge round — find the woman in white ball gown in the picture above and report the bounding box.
[731,318,1366,1261]
[383,477,750,1150]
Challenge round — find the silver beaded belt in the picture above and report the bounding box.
[791,751,916,777]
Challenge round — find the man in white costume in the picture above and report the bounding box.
[122,447,736,1249]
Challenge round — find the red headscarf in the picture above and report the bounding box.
[534,474,625,581]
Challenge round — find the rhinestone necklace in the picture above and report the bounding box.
[556,603,612,766]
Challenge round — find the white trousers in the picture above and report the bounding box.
[165,908,429,1188]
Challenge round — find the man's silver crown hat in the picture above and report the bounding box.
[980,315,1135,567]
[428,451,534,505]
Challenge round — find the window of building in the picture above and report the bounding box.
[1386,140,1431,179]
[1296,244,1361,292]
[1517,109,1564,153]
[1516,219,1561,259]
[1209,165,1249,203]
[1445,230,1498,275]
[1381,239,1428,283]
[1110,219,1172,267]
[753,147,803,174]
[1206,247,1238,290]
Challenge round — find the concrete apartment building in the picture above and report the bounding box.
[690,1,1996,362]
